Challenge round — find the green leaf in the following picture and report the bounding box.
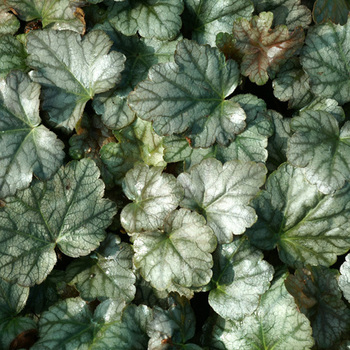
[133,209,216,293]
[313,0,350,25]
[108,0,184,40]
[183,0,253,46]
[26,29,126,130]
[209,236,274,320]
[92,304,151,350]
[285,266,350,348]
[287,110,350,194]
[5,0,85,33]
[339,254,350,303]
[164,94,272,170]
[0,4,20,36]
[148,294,197,348]
[0,159,117,286]
[253,0,312,30]
[0,278,36,350]
[100,118,165,186]
[66,234,136,303]
[266,110,292,171]
[0,35,28,78]
[128,39,245,148]
[301,18,350,105]
[233,12,305,85]
[206,272,314,350]
[121,163,182,233]
[246,163,350,266]
[178,158,267,244]
[0,71,64,198]
[272,57,313,109]
[31,298,125,349]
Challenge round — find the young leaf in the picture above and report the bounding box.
[0,71,64,198]
[247,163,350,267]
[287,110,350,194]
[133,209,216,293]
[108,0,184,40]
[121,163,183,233]
[301,18,350,104]
[0,35,28,78]
[339,254,350,303]
[178,158,267,244]
[208,236,274,320]
[0,159,117,286]
[233,12,305,85]
[128,39,245,148]
[206,272,314,350]
[285,266,350,348]
[5,0,85,33]
[183,0,253,46]
[66,235,136,303]
[26,29,126,130]
[313,0,350,25]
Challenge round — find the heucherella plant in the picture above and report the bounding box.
[1,0,350,348]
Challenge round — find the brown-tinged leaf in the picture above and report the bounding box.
[233,11,304,85]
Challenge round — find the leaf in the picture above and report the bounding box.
[0,71,64,198]
[121,163,182,233]
[164,94,272,170]
[233,12,305,85]
[287,110,350,194]
[0,159,117,286]
[66,234,136,303]
[107,0,184,40]
[272,57,313,109]
[5,0,85,33]
[301,18,350,105]
[0,35,27,78]
[133,209,216,293]
[246,163,350,266]
[339,254,350,303]
[0,278,36,350]
[128,39,245,148]
[208,236,274,320]
[183,0,253,46]
[0,4,20,36]
[253,0,312,30]
[178,158,267,244]
[26,29,126,130]
[285,266,350,348]
[100,118,165,186]
[31,298,124,349]
[266,110,292,171]
[148,294,197,349]
[313,0,350,25]
[206,272,314,350]
[92,304,151,350]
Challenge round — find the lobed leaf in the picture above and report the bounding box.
[133,209,216,293]
[26,29,126,130]
[178,158,267,244]
[287,110,350,194]
[129,39,245,148]
[247,163,350,266]
[313,0,350,25]
[0,159,117,286]
[233,11,305,85]
[0,71,64,198]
